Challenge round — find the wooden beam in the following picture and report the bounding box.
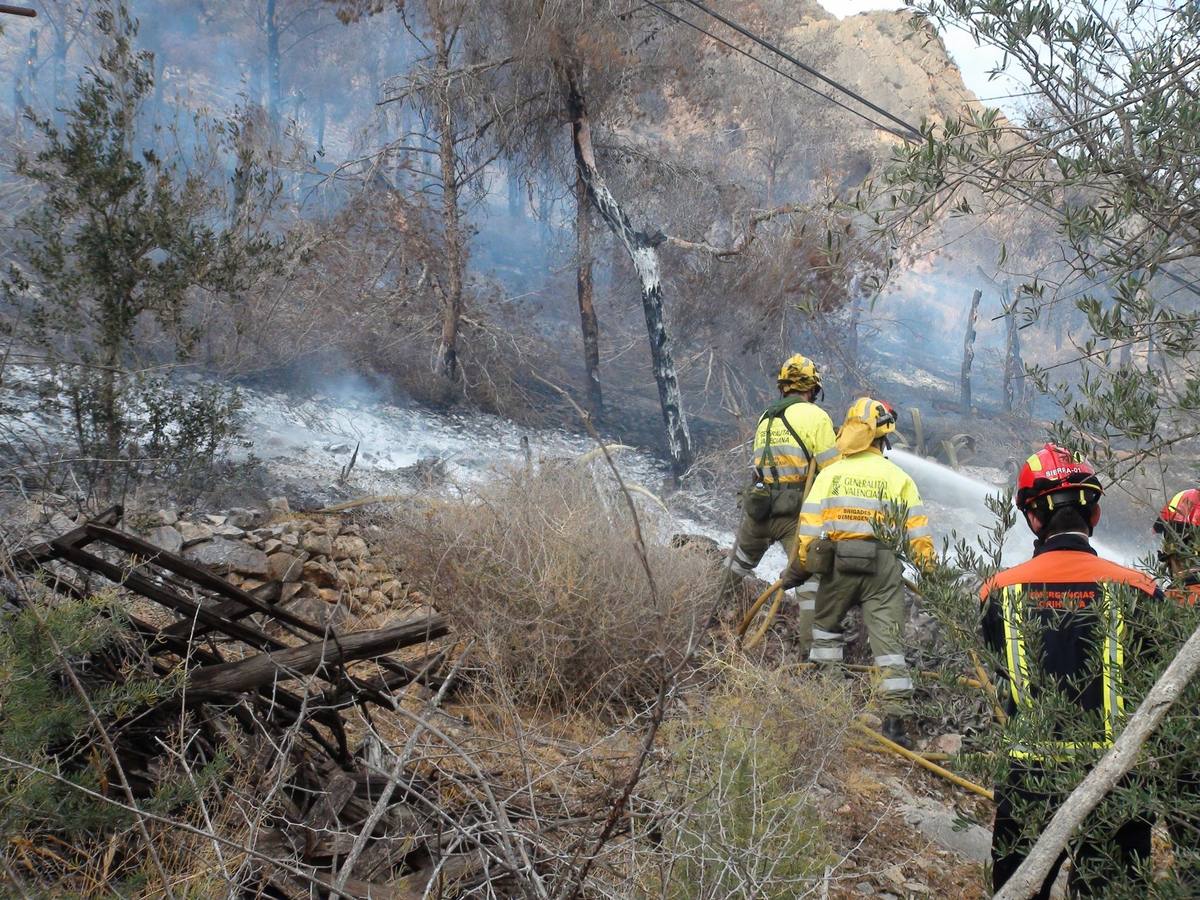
[187,615,449,695]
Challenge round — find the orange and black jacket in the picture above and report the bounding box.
[980,533,1161,758]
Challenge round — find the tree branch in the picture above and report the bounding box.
[994,618,1200,900]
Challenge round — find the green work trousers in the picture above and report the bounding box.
[718,507,815,639]
[809,542,912,712]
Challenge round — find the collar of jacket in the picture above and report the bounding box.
[763,395,811,418]
[844,446,884,458]
[1032,532,1097,557]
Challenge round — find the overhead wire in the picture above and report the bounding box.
[644,0,1200,302]
[675,0,924,141]
[641,0,915,142]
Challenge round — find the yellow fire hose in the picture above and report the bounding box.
[851,742,952,763]
[854,720,994,801]
[737,580,784,649]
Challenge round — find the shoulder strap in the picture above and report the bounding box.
[757,400,813,483]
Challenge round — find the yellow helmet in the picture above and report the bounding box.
[777,354,822,394]
[836,397,897,455]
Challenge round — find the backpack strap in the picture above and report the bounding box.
[756,399,813,485]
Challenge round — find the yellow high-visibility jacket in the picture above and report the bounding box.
[795,448,934,566]
[752,400,838,486]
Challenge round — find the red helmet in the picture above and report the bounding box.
[1155,489,1200,533]
[1015,443,1104,512]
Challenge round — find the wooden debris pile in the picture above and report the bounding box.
[4,502,504,897]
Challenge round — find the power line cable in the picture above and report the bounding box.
[641,0,915,142]
[676,0,924,140]
[658,0,1200,300]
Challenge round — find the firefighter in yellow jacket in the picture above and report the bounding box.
[781,397,934,747]
[718,355,838,612]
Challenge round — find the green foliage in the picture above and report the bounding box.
[1,0,282,492]
[0,593,183,839]
[913,495,1200,893]
[860,0,1200,473]
[650,668,843,899]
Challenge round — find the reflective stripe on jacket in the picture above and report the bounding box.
[752,400,837,485]
[794,448,934,566]
[980,534,1160,760]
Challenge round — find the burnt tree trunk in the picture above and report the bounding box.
[52,24,68,129]
[266,0,282,132]
[960,288,981,414]
[315,100,326,154]
[432,17,465,381]
[13,27,37,134]
[575,165,603,415]
[567,79,693,475]
[1002,286,1024,413]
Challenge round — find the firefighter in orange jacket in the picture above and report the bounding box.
[1154,488,1200,888]
[981,444,1158,897]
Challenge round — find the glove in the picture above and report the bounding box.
[779,567,810,590]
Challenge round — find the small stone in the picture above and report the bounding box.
[146,525,183,555]
[268,552,304,582]
[213,524,245,538]
[273,595,348,633]
[204,514,227,526]
[332,535,368,560]
[184,538,269,577]
[859,713,883,731]
[381,580,406,602]
[280,582,303,603]
[367,590,388,611]
[267,497,290,514]
[280,533,299,547]
[241,579,266,592]
[48,512,76,534]
[302,533,334,557]
[340,524,361,536]
[261,538,283,555]
[177,522,214,546]
[302,560,340,588]
[156,508,179,526]
[227,507,259,529]
[930,733,963,755]
[318,588,342,604]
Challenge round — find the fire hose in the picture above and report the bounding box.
[854,720,994,801]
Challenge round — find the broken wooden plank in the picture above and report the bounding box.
[187,614,449,695]
[90,524,432,694]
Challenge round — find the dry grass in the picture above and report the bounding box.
[379,465,719,712]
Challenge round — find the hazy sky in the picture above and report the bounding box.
[816,0,1030,118]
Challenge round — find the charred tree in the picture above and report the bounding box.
[567,78,692,475]
[13,26,37,134]
[575,166,603,415]
[1002,286,1025,413]
[266,0,282,131]
[960,288,981,414]
[432,13,466,381]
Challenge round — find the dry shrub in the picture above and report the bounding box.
[382,465,717,711]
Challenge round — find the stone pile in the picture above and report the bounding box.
[140,497,408,628]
